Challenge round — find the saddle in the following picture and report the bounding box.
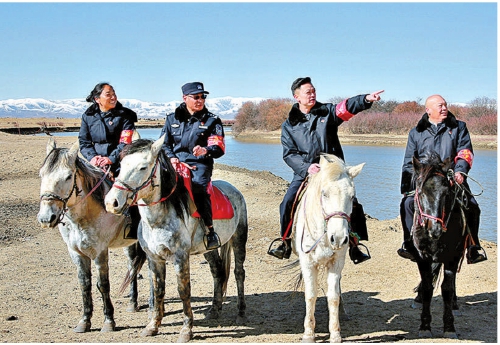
[175,162,234,220]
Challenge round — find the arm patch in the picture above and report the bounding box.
[119,130,134,144]
[336,99,355,121]
[455,149,474,167]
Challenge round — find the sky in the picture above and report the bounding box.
[0,2,497,104]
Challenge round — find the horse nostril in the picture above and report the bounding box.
[49,214,57,224]
[330,235,335,245]
[113,200,119,208]
[342,236,349,246]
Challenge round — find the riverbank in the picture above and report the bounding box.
[0,131,497,343]
[233,130,498,150]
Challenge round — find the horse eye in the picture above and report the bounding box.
[139,166,147,171]
[65,174,72,181]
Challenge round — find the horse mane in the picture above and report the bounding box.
[120,139,190,220]
[40,147,109,205]
[412,151,445,190]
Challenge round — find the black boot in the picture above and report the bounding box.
[349,243,371,264]
[124,206,140,240]
[268,238,292,260]
[204,227,221,251]
[397,240,416,261]
[467,245,487,264]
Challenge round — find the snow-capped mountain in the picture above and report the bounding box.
[0,96,266,120]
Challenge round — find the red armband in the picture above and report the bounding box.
[119,130,134,144]
[455,149,474,168]
[207,135,225,152]
[336,99,355,121]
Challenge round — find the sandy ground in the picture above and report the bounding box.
[0,132,497,343]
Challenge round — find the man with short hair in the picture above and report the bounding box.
[268,77,384,263]
[160,82,225,250]
[397,94,487,264]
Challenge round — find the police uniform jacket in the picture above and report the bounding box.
[281,95,371,181]
[160,103,225,167]
[400,112,474,194]
[78,101,137,170]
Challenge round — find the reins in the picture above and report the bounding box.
[112,157,178,207]
[40,165,111,226]
[300,193,351,254]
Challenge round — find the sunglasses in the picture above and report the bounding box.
[187,94,207,100]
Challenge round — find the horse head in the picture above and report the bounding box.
[37,138,80,228]
[412,151,454,248]
[105,135,167,215]
[304,154,365,251]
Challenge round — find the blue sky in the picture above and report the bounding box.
[0,2,497,104]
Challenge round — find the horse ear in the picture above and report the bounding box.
[68,141,80,162]
[348,162,365,179]
[46,137,56,155]
[132,129,141,141]
[412,155,422,173]
[151,134,165,157]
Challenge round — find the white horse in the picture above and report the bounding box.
[37,138,146,333]
[294,154,364,343]
[104,137,248,342]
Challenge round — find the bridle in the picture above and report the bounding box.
[40,165,110,226]
[414,170,455,232]
[112,157,177,207]
[301,193,351,254]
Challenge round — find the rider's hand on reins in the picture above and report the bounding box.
[454,172,464,184]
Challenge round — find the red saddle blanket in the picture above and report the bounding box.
[176,163,234,219]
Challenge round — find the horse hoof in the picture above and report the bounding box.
[443,331,458,339]
[101,320,116,332]
[177,330,193,343]
[235,314,247,325]
[330,331,342,343]
[302,335,315,343]
[73,320,91,333]
[141,328,158,337]
[205,307,220,320]
[127,302,139,312]
[418,329,433,338]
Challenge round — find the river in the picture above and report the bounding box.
[45,128,498,243]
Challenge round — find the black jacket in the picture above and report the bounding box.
[400,112,473,194]
[281,95,371,180]
[160,103,225,166]
[78,101,137,170]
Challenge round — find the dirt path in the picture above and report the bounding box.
[0,132,496,343]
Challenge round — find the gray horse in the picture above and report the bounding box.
[104,137,248,342]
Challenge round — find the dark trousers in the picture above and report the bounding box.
[191,163,213,228]
[279,178,368,241]
[400,194,481,246]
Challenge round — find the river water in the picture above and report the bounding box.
[47,128,498,243]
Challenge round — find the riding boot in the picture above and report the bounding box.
[124,206,140,239]
[466,204,487,264]
[397,240,417,261]
[348,234,370,264]
[268,238,292,260]
[204,226,221,251]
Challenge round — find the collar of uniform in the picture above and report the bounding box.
[288,101,327,126]
[174,103,209,123]
[416,111,458,132]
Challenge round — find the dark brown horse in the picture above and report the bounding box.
[409,151,470,339]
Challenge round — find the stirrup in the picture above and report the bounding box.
[467,245,488,264]
[267,238,287,255]
[204,231,221,250]
[350,242,371,264]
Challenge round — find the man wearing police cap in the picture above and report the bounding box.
[160,82,225,250]
[268,77,384,264]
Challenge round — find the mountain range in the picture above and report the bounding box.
[0,97,266,120]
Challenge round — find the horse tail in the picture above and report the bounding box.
[119,245,147,296]
[220,242,232,296]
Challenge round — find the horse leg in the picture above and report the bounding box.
[141,257,166,337]
[326,260,345,343]
[417,261,433,338]
[231,225,248,325]
[203,249,224,320]
[174,250,193,343]
[301,261,318,343]
[70,253,93,333]
[123,244,139,312]
[441,267,458,339]
[94,251,116,332]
